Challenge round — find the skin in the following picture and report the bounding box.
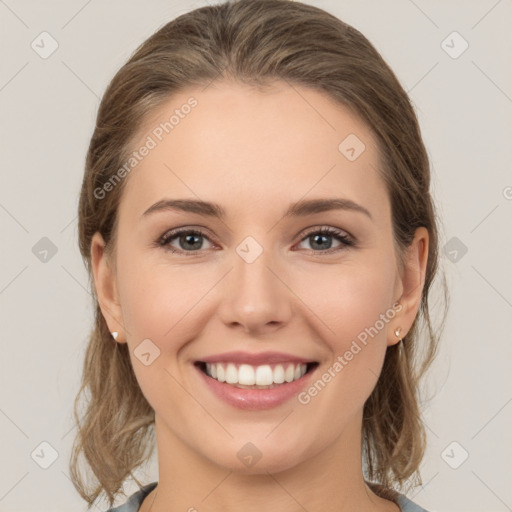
[91,80,429,512]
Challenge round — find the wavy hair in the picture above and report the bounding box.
[70,0,449,507]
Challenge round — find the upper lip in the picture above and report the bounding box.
[197,351,317,366]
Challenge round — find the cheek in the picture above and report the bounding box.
[320,265,396,399]
[295,270,395,423]
[116,246,202,338]
[115,253,217,393]
[292,258,396,343]
[294,260,395,396]
[115,256,199,409]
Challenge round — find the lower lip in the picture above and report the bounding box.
[195,363,317,410]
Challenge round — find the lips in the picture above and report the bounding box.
[197,350,317,366]
[194,351,318,387]
[193,351,320,410]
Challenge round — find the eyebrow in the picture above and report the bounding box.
[141,197,373,221]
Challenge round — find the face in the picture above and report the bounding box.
[92,80,427,475]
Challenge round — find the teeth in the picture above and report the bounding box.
[273,364,285,384]
[285,364,295,383]
[225,363,238,384]
[240,364,256,385]
[204,362,308,387]
[255,365,272,385]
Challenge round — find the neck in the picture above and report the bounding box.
[141,410,400,512]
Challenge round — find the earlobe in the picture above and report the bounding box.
[389,227,429,347]
[90,232,126,343]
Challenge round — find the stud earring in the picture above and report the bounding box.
[394,327,402,341]
[111,331,119,341]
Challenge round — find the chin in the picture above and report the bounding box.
[203,436,310,475]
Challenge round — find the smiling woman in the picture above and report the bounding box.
[70,1,448,512]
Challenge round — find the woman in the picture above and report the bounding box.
[70,1,448,511]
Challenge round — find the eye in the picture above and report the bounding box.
[156,226,355,256]
[158,228,215,255]
[296,226,355,253]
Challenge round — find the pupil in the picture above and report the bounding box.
[182,233,201,250]
[312,234,331,250]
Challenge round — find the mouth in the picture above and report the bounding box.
[194,361,320,390]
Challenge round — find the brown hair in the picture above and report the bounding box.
[70,0,448,507]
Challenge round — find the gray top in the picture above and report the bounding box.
[105,482,430,512]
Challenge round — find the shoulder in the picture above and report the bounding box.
[102,481,430,512]
[395,493,431,512]
[104,482,158,512]
[365,481,430,512]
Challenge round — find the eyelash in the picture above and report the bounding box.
[156,226,355,256]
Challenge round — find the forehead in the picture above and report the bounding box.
[119,80,388,225]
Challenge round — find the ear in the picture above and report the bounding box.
[389,226,429,347]
[90,231,127,344]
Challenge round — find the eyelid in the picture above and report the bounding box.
[299,225,353,241]
[158,223,218,241]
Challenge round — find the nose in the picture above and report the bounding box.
[216,246,293,336]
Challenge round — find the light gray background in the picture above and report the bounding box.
[1,1,511,511]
